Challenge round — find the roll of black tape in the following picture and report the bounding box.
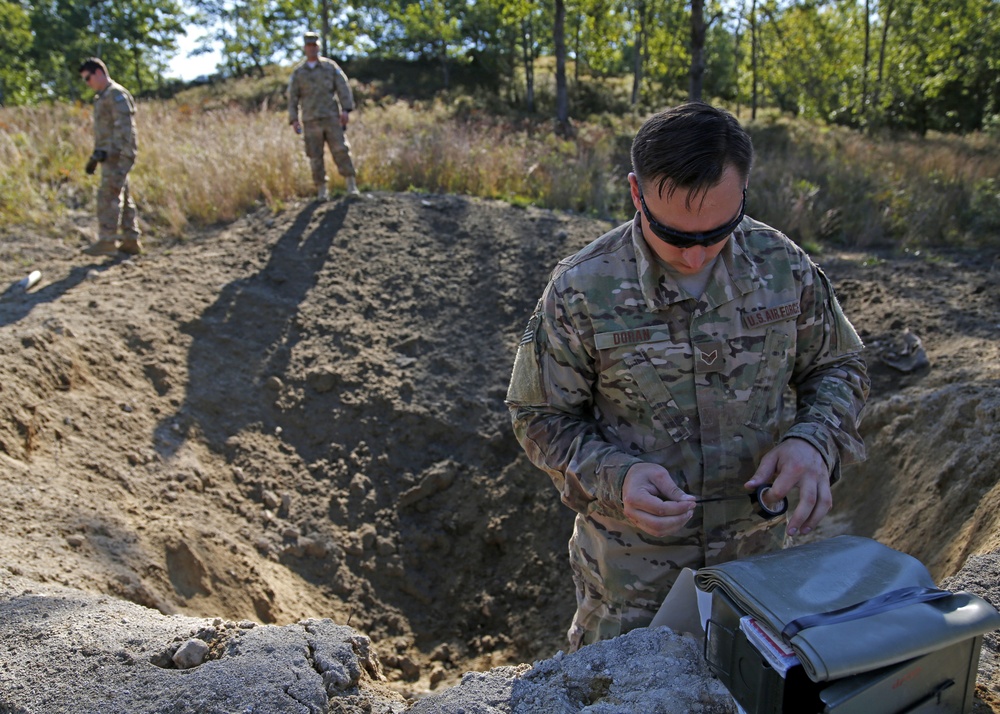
[751,485,788,519]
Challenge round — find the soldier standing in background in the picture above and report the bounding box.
[79,57,142,257]
[288,31,359,200]
[506,102,869,651]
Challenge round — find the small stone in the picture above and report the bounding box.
[302,537,328,558]
[376,537,396,556]
[262,490,281,510]
[172,638,209,669]
[358,524,377,551]
[66,534,86,548]
[349,473,370,498]
[265,376,283,391]
[429,664,447,688]
[398,656,420,679]
[430,643,452,663]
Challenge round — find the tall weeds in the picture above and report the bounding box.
[2,98,999,249]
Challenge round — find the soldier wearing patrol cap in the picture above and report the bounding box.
[506,101,869,651]
[288,31,359,200]
[79,57,142,257]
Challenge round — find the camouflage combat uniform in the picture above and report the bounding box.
[506,213,869,650]
[287,57,356,187]
[93,80,140,244]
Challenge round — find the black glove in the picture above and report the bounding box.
[85,150,108,175]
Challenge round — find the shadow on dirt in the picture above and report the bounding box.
[152,194,580,660]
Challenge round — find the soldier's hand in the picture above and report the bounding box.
[747,438,831,537]
[85,150,107,175]
[291,120,302,134]
[622,462,696,538]
[340,110,349,129]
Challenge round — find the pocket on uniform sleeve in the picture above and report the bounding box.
[506,310,546,405]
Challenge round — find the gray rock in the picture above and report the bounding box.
[172,638,209,669]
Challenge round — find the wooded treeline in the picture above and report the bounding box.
[2,0,999,134]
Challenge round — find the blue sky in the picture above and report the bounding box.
[167,27,221,81]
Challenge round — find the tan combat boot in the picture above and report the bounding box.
[118,237,143,255]
[316,184,329,202]
[346,176,360,195]
[82,239,119,256]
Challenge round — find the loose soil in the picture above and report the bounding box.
[2,192,1000,702]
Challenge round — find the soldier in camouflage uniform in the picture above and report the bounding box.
[79,58,142,257]
[506,102,869,651]
[288,32,359,200]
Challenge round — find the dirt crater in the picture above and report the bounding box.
[2,193,1000,696]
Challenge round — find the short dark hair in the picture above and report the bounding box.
[79,57,109,77]
[631,102,754,207]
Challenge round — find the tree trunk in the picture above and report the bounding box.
[873,0,895,127]
[439,39,450,89]
[131,45,144,94]
[862,0,871,122]
[322,0,331,57]
[555,0,570,132]
[689,0,706,100]
[523,17,535,112]
[733,0,745,117]
[631,0,645,105]
[750,0,758,120]
[574,11,582,84]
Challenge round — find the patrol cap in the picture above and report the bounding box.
[304,32,320,45]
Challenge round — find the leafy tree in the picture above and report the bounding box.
[191,0,302,77]
[390,0,465,88]
[555,0,569,128]
[878,0,1000,132]
[0,0,37,105]
[25,0,184,99]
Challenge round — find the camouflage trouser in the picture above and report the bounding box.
[98,156,140,241]
[303,117,355,187]
[567,557,661,652]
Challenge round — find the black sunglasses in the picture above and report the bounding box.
[81,73,93,82]
[638,187,747,249]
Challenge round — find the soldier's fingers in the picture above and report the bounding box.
[625,508,695,539]
[636,496,696,519]
[647,470,694,503]
[786,477,830,536]
[799,480,833,534]
[746,448,779,489]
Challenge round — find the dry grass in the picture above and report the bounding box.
[749,117,1000,248]
[2,97,999,249]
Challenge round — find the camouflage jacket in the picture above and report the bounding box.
[506,214,869,608]
[93,80,137,160]
[287,57,355,123]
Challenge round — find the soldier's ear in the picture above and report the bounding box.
[627,173,643,213]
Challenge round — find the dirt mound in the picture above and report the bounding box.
[2,193,1000,700]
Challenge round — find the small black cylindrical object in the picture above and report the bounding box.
[751,485,788,519]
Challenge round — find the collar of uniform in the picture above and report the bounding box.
[630,213,761,312]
